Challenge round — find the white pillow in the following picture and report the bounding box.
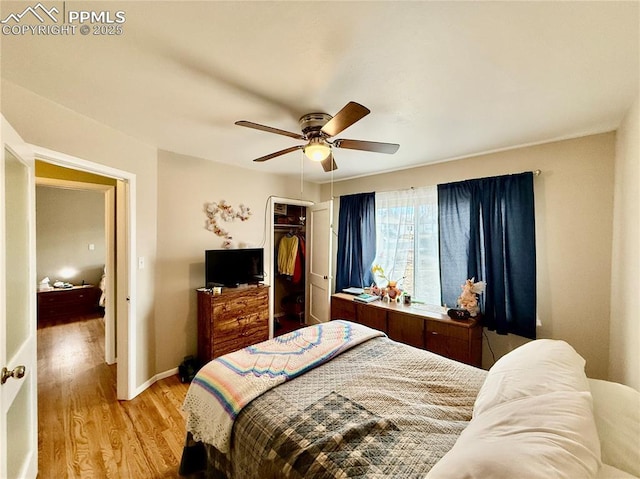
[427,391,601,479]
[474,339,589,417]
[596,463,639,479]
[589,378,640,478]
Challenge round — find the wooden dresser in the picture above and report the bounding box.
[37,285,101,323]
[197,284,269,364]
[331,293,482,367]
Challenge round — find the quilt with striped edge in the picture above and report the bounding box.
[182,320,385,453]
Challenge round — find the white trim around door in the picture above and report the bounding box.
[28,145,137,400]
[268,197,314,338]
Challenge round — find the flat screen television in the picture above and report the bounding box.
[205,248,264,288]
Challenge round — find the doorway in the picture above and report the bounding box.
[34,170,118,472]
[272,202,307,335]
[31,146,135,401]
[269,197,313,337]
[35,166,116,363]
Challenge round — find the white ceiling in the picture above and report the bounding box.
[1,1,638,183]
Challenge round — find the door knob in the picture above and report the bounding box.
[1,365,26,385]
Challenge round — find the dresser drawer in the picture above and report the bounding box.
[37,286,101,322]
[214,290,267,315]
[197,285,270,363]
[331,296,356,321]
[388,311,425,349]
[426,320,469,340]
[213,299,267,325]
[355,303,387,331]
[426,333,470,364]
[425,319,480,366]
[213,313,269,357]
[213,310,267,337]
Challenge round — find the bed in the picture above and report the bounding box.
[180,320,640,479]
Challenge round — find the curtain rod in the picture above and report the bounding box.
[403,169,543,191]
[334,169,543,198]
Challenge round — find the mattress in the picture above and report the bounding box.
[181,333,487,478]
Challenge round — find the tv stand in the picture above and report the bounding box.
[197,284,269,363]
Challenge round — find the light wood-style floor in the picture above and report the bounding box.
[37,315,191,478]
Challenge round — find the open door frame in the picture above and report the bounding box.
[34,177,117,364]
[268,197,314,338]
[29,145,137,400]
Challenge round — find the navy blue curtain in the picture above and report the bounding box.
[438,172,536,339]
[336,193,376,292]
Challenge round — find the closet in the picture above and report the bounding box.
[273,202,307,333]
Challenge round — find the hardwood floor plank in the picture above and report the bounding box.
[38,315,191,478]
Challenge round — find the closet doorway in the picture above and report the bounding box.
[269,198,313,337]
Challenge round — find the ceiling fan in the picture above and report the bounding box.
[235,101,399,172]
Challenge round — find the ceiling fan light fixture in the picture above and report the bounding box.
[304,138,331,162]
[236,101,398,172]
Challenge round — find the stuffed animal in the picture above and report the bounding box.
[457,278,486,317]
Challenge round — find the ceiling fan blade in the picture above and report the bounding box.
[334,139,400,154]
[321,154,338,172]
[235,120,304,140]
[253,145,303,162]
[320,102,370,137]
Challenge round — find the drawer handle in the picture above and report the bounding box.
[237,315,255,337]
[237,317,249,337]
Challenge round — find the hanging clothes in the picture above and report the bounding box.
[292,235,306,284]
[278,234,299,276]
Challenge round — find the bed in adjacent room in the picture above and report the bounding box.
[179,320,639,479]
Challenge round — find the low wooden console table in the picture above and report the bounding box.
[331,293,482,367]
[37,285,101,323]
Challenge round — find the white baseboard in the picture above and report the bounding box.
[132,367,179,398]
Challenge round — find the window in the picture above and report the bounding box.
[373,186,441,304]
[352,172,535,338]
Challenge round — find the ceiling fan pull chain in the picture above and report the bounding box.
[300,150,304,196]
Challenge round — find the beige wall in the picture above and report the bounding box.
[3,73,632,389]
[154,150,320,373]
[610,96,640,390]
[2,80,159,389]
[36,186,105,287]
[321,133,616,380]
[2,79,322,387]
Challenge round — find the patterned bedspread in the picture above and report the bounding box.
[183,320,384,454]
[181,332,487,478]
